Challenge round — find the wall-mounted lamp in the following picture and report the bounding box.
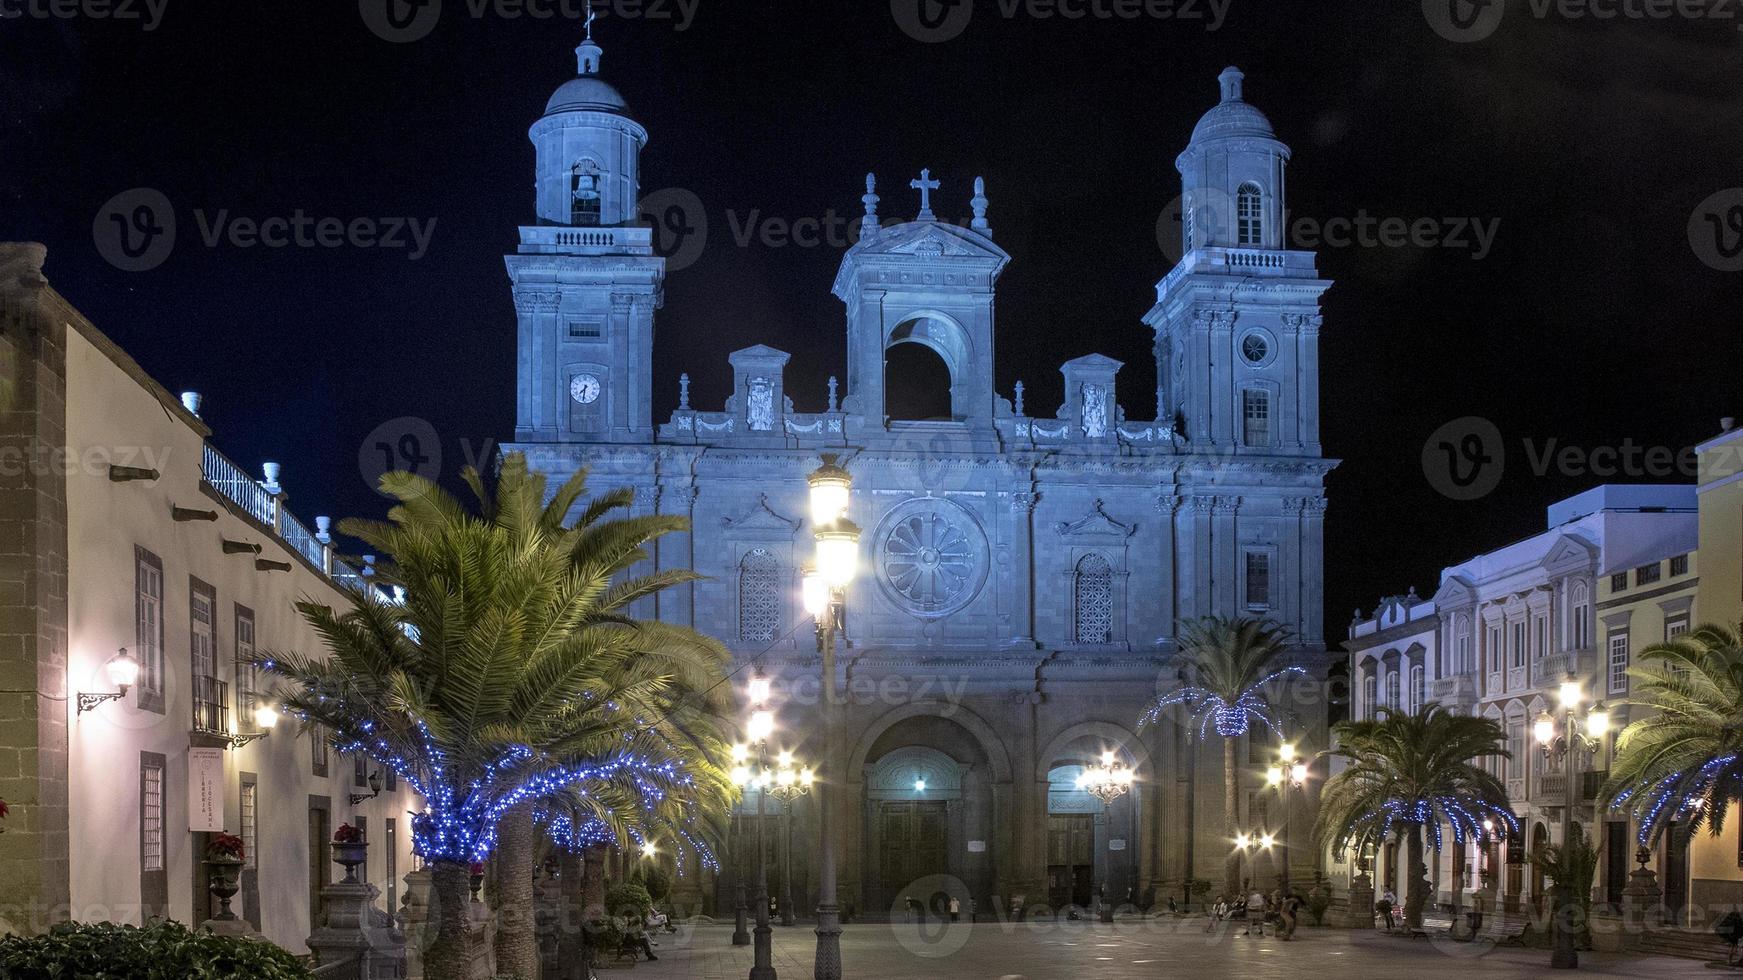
[77,649,140,714]
[228,701,279,748]
[349,770,384,806]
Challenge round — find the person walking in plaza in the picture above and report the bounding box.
[1378,888,1397,932]
[1246,887,1267,936]
[1206,895,1227,933]
[1278,890,1301,941]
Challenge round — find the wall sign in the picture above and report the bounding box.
[1109,838,1127,851]
[967,840,987,853]
[188,747,225,833]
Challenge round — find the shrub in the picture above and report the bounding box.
[638,866,673,905]
[582,917,624,954]
[0,920,311,980]
[604,881,653,922]
[1305,889,1331,925]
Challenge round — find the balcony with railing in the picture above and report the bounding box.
[199,443,376,595]
[1533,768,1608,804]
[191,674,229,736]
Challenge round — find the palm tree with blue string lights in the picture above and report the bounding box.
[1315,706,1516,931]
[258,454,733,980]
[1140,616,1304,904]
[1602,623,1743,869]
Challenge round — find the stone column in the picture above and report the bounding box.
[1006,491,1037,647]
[0,244,69,937]
[398,867,431,980]
[308,878,404,979]
[657,483,697,628]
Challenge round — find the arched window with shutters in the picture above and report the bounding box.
[1236,182,1263,246]
[738,549,780,644]
[1073,553,1114,644]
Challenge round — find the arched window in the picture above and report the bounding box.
[571,162,603,226]
[1385,670,1400,708]
[1073,553,1114,644]
[738,549,780,643]
[1236,182,1263,246]
[1410,664,1425,712]
[1362,670,1377,718]
[1242,389,1271,447]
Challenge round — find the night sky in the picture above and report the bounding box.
[5,1,1742,638]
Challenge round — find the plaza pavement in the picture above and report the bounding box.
[620,918,1725,979]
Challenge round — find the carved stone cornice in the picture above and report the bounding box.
[513,290,560,314]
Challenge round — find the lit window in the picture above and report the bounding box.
[240,780,258,871]
[1607,630,1630,695]
[1242,389,1271,447]
[738,549,780,644]
[1244,552,1271,610]
[142,761,165,872]
[1074,553,1114,644]
[1236,182,1263,246]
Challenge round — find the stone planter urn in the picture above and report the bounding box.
[205,857,245,921]
[332,841,369,884]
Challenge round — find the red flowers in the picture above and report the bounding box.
[0,798,10,820]
[206,832,246,861]
[332,823,363,844]
[469,861,486,876]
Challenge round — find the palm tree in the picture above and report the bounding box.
[1603,622,1743,846]
[259,454,733,980]
[1141,616,1302,902]
[1316,706,1516,930]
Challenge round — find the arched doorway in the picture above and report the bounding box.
[858,715,998,917]
[883,343,953,420]
[1529,822,1550,913]
[1037,726,1146,913]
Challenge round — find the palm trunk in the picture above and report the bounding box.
[558,850,584,980]
[425,860,474,980]
[1224,737,1242,902]
[1404,824,1429,930]
[493,802,539,979]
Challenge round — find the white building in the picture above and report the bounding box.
[1346,484,1697,914]
[0,242,423,949]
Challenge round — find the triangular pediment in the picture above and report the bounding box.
[852,221,1009,262]
[1541,533,1598,575]
[728,344,791,365]
[1432,574,1476,608]
[720,494,800,537]
[1054,500,1136,540]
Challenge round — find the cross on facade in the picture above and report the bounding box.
[910,168,941,221]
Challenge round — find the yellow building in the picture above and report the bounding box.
[1687,423,1743,919]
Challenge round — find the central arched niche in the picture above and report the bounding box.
[886,314,971,421]
[859,714,995,916]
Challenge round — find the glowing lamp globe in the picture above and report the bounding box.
[1260,833,1275,849]
[1266,766,1284,787]
[1534,712,1557,746]
[814,519,862,589]
[1559,677,1583,710]
[748,710,775,743]
[748,675,773,707]
[1290,762,1308,784]
[801,563,827,617]
[801,767,816,787]
[731,765,752,787]
[1586,703,1610,740]
[807,455,853,526]
[1234,833,1250,849]
[1279,742,1297,763]
[254,702,281,730]
[107,649,141,692]
[642,842,657,858]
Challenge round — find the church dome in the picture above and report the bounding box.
[1189,67,1275,143]
[545,75,628,115]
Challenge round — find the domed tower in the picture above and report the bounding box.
[507,21,663,445]
[1143,66,1329,455]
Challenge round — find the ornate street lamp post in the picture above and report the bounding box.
[1075,751,1136,922]
[803,454,859,980]
[1533,675,1610,970]
[733,682,779,980]
[1264,742,1309,893]
[765,751,814,928]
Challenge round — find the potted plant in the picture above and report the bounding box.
[203,832,247,921]
[331,823,367,884]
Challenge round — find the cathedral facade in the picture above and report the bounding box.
[505,33,1336,916]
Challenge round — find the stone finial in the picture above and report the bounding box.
[179,391,202,417]
[861,173,880,236]
[970,176,991,236]
[1014,380,1026,416]
[678,372,691,410]
[827,375,839,412]
[1219,66,1244,103]
[362,555,376,578]
[315,516,332,544]
[261,462,282,495]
